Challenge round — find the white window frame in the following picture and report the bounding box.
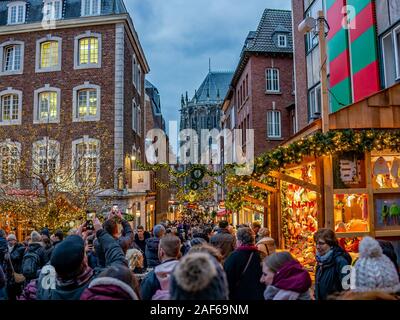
[33,84,61,124]
[277,34,287,48]
[267,110,281,138]
[0,41,24,76]
[32,137,60,179]
[132,99,138,133]
[266,68,280,93]
[7,1,26,25]
[138,65,142,95]
[72,136,100,186]
[35,36,62,73]
[308,84,322,121]
[74,32,102,70]
[42,0,63,21]
[72,82,101,122]
[131,145,137,170]
[0,88,22,126]
[132,53,137,87]
[0,140,21,187]
[137,105,142,136]
[81,0,101,17]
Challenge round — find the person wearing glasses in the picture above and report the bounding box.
[314,228,352,300]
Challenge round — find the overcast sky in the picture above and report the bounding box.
[126,0,291,129]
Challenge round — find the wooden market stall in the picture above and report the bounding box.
[250,83,400,270]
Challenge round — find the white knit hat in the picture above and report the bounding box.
[352,237,400,293]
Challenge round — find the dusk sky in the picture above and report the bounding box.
[126,0,291,130]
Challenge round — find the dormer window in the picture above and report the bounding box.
[43,0,63,21]
[277,34,287,48]
[7,1,26,25]
[81,0,100,17]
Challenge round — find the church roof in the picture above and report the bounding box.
[191,71,233,105]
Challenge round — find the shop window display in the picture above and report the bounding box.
[333,152,366,189]
[375,194,400,230]
[371,154,400,189]
[334,194,369,233]
[281,163,318,271]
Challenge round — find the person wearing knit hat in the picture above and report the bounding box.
[19,218,128,300]
[169,252,229,300]
[351,237,400,294]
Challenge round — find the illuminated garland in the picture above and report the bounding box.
[225,129,400,211]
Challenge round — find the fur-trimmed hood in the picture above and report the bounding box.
[80,277,139,300]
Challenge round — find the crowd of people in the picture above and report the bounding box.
[0,212,399,300]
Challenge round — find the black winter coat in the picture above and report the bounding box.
[95,220,134,268]
[145,237,161,268]
[10,243,25,272]
[0,236,7,266]
[22,243,47,277]
[0,264,5,289]
[314,245,352,300]
[134,232,150,268]
[223,247,264,300]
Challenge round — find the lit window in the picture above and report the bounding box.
[39,92,58,121]
[79,37,98,65]
[267,110,281,138]
[266,68,280,93]
[7,2,26,25]
[40,41,59,68]
[79,89,97,117]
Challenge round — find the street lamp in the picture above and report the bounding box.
[299,11,334,229]
[298,11,330,133]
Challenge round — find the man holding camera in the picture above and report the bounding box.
[94,205,134,268]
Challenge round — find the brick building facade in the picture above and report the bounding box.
[0,0,151,226]
[222,9,295,158]
[292,0,400,132]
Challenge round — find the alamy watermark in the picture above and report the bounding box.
[145,121,254,175]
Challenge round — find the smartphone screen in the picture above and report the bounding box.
[87,212,95,220]
[112,205,119,212]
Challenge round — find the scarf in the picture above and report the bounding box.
[316,248,333,264]
[272,260,311,293]
[236,245,258,252]
[56,265,94,289]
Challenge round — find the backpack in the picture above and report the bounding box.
[22,251,41,280]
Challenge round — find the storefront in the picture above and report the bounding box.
[250,83,400,270]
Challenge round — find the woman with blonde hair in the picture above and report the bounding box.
[126,249,144,272]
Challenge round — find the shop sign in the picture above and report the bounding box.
[130,171,151,192]
[333,152,366,189]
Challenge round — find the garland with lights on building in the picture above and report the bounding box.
[224,129,400,211]
[135,160,226,204]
